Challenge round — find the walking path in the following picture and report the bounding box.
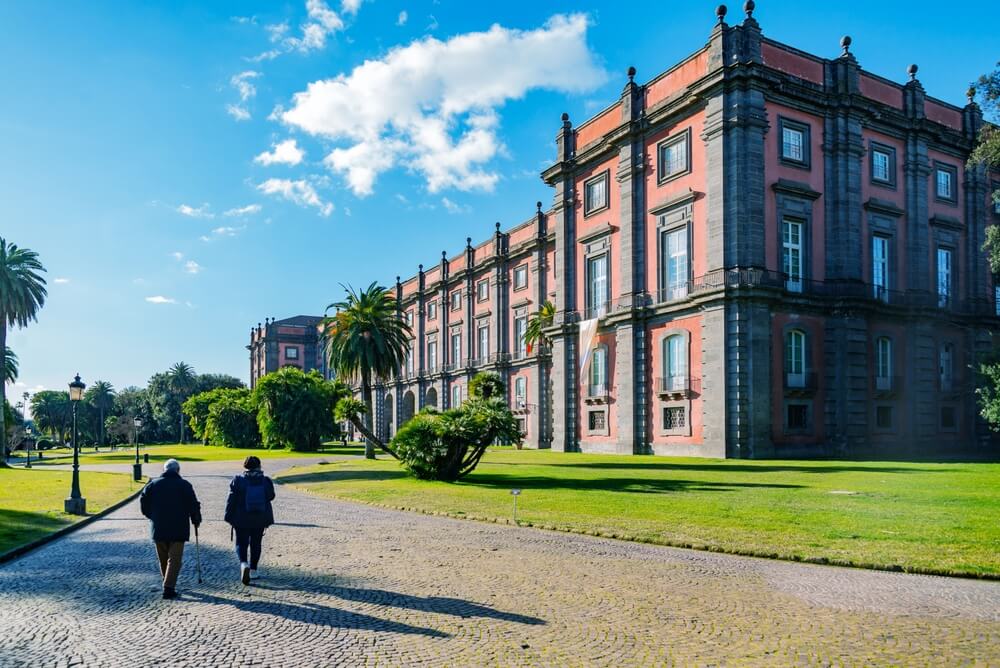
[1,459,998,666]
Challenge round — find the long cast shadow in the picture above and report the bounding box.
[528,461,959,475]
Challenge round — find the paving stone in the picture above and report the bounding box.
[0,459,997,666]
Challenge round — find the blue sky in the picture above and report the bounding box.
[2,0,995,403]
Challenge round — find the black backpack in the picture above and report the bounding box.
[244,477,267,514]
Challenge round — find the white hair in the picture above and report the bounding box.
[164,459,180,472]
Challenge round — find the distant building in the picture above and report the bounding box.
[247,315,328,388]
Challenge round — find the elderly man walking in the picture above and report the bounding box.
[140,459,202,599]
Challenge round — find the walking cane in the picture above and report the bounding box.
[195,526,204,584]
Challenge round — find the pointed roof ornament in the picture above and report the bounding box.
[627,66,636,83]
[716,4,728,24]
[840,35,852,56]
[744,0,755,17]
[906,63,918,81]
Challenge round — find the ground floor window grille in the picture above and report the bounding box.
[663,406,686,430]
[588,410,606,431]
[875,405,893,430]
[786,403,809,431]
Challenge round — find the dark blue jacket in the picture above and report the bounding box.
[139,470,202,542]
[224,470,275,530]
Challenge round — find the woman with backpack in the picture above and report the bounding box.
[224,456,276,585]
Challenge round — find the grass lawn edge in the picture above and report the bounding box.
[279,479,1000,582]
[0,482,145,567]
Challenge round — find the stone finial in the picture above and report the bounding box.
[716,4,727,23]
[495,221,501,232]
[396,275,400,283]
[744,0,755,17]
[418,263,423,272]
[627,66,636,82]
[536,201,543,213]
[442,250,447,259]
[967,85,977,103]
[840,35,852,56]
[466,236,473,247]
[907,63,918,81]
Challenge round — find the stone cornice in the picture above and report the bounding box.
[771,178,822,201]
[649,189,702,215]
[576,223,617,245]
[863,197,905,218]
[930,213,964,231]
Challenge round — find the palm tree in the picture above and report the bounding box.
[524,300,556,349]
[167,362,196,443]
[323,282,410,459]
[0,238,47,466]
[3,348,17,384]
[85,380,115,447]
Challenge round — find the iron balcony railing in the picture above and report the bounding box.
[656,375,701,396]
[784,371,818,392]
[587,382,609,398]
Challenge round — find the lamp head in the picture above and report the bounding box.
[68,374,86,402]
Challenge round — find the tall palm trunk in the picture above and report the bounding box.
[361,380,375,459]
[0,323,7,467]
[99,406,105,447]
[178,410,185,444]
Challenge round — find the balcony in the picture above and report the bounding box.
[874,374,901,396]
[784,371,817,397]
[656,375,701,399]
[584,382,609,405]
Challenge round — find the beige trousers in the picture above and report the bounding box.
[155,541,185,589]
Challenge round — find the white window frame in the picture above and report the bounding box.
[786,330,806,388]
[657,132,689,181]
[583,172,608,215]
[476,279,489,302]
[450,291,462,311]
[937,247,952,307]
[426,339,437,371]
[513,264,528,290]
[872,149,891,182]
[663,335,688,391]
[875,337,892,391]
[450,332,462,366]
[427,301,437,320]
[514,316,527,357]
[285,346,299,360]
[872,236,889,301]
[662,226,689,301]
[782,219,804,293]
[587,254,609,317]
[514,377,527,405]
[451,384,461,408]
[477,324,490,361]
[590,346,607,395]
[936,168,954,200]
[782,126,804,162]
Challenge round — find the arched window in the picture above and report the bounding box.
[663,334,688,391]
[785,329,806,388]
[589,346,608,397]
[425,387,438,408]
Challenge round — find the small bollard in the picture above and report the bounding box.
[133,463,142,482]
[510,489,522,524]
[143,453,149,464]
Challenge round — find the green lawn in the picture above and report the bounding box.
[28,442,364,466]
[0,467,139,555]
[276,449,1000,578]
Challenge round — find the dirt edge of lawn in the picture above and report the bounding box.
[278,480,1000,582]
[0,485,145,567]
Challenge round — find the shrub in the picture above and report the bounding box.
[252,367,347,451]
[36,438,55,450]
[183,388,248,442]
[468,371,504,400]
[204,394,261,449]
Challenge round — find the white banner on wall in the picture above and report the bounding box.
[578,318,599,375]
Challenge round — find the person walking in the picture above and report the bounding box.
[224,456,275,585]
[139,459,202,600]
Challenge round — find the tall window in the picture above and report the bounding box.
[513,264,528,290]
[426,339,437,371]
[664,335,688,391]
[451,384,461,408]
[936,166,956,200]
[779,119,809,165]
[657,132,689,181]
[786,329,806,388]
[584,173,608,215]
[872,236,889,301]
[875,337,892,390]
[662,227,688,301]
[476,279,490,302]
[514,377,527,404]
[477,324,490,361]
[427,301,437,320]
[872,149,890,182]
[939,343,953,391]
[285,346,299,360]
[450,332,462,366]
[406,344,414,375]
[514,316,527,357]
[590,346,607,396]
[587,254,609,317]
[782,219,804,293]
[937,248,952,307]
[450,291,462,311]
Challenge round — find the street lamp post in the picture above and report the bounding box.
[24,427,32,469]
[132,417,143,481]
[64,374,87,515]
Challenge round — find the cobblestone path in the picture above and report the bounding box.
[1,460,998,666]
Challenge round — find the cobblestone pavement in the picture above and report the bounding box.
[1,459,998,667]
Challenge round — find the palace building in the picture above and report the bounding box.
[247,315,328,388]
[344,3,1000,457]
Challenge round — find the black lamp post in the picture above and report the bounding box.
[64,374,87,515]
[24,427,32,469]
[132,417,143,481]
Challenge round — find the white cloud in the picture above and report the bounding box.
[224,204,262,217]
[227,104,251,121]
[176,203,214,218]
[441,197,470,214]
[341,0,363,15]
[285,0,345,53]
[228,71,261,120]
[254,139,305,166]
[211,226,246,237]
[171,251,184,261]
[396,10,408,26]
[53,277,70,284]
[184,260,202,274]
[267,22,290,42]
[145,296,177,304]
[257,178,333,216]
[232,15,257,25]
[281,14,606,196]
